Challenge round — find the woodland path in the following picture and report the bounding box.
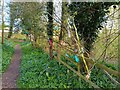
[2,44,22,89]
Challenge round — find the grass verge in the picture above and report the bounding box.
[2,38,14,73]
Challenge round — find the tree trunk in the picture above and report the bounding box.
[8,3,14,39]
[1,0,4,44]
[57,2,68,60]
[118,4,120,85]
[8,25,13,38]
[47,1,53,60]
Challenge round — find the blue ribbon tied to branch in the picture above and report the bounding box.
[74,55,79,63]
[65,54,79,63]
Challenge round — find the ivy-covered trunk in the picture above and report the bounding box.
[69,2,119,73]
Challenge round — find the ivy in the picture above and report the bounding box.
[69,2,119,52]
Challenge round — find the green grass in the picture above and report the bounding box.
[2,38,14,73]
[17,43,118,88]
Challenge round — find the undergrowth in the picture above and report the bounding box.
[17,43,118,88]
[2,38,14,73]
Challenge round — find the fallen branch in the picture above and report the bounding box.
[54,42,120,77]
[84,57,120,78]
[54,56,101,88]
[103,70,120,85]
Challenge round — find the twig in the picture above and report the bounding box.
[54,56,101,88]
[104,70,120,85]
[96,34,120,62]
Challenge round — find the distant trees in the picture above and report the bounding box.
[8,3,17,38]
[20,2,45,44]
[8,2,45,43]
[7,1,119,61]
[8,2,54,58]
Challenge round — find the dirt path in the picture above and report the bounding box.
[2,44,22,89]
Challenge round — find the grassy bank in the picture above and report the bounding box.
[2,38,14,73]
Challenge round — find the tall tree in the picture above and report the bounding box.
[68,2,119,72]
[47,1,54,60]
[57,2,69,61]
[69,2,119,54]
[7,2,45,42]
[8,2,22,38]
[8,3,15,38]
[59,2,68,42]
[1,0,4,44]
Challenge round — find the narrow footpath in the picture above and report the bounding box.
[2,44,22,89]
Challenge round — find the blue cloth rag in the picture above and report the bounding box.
[74,55,79,63]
